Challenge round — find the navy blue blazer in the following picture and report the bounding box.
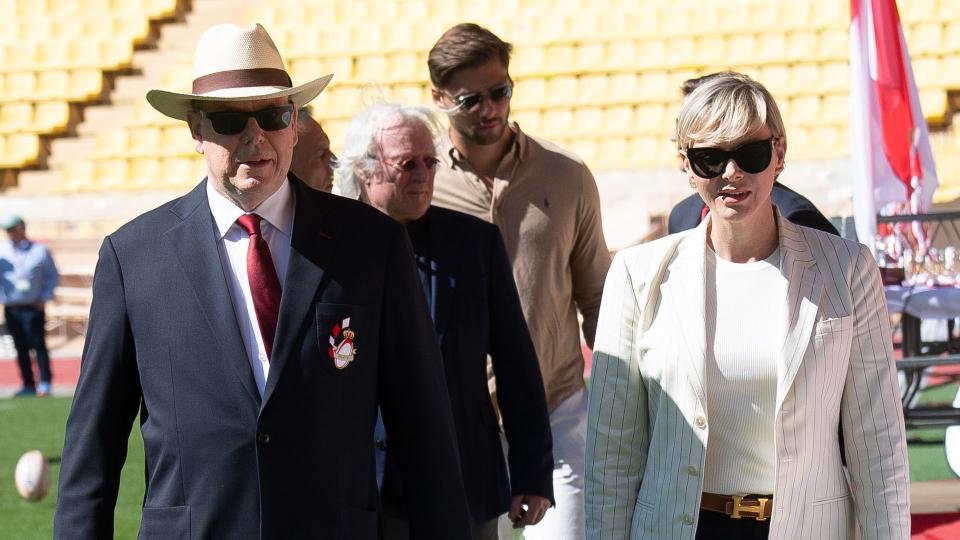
[54,179,471,540]
[667,181,839,235]
[381,206,554,523]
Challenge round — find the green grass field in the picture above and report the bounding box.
[0,386,956,538]
[0,397,144,539]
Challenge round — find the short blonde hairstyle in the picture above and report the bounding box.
[674,72,784,151]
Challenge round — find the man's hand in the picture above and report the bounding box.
[508,494,551,528]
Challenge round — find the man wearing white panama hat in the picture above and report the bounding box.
[54,23,470,539]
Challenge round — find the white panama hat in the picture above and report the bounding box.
[146,23,332,121]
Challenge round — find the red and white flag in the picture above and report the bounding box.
[850,0,938,246]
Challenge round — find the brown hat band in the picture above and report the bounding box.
[192,68,293,94]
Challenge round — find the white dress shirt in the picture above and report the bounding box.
[206,179,294,397]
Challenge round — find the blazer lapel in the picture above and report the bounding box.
[776,216,823,410]
[262,182,334,407]
[660,219,710,412]
[165,181,260,405]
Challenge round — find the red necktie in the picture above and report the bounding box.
[236,214,282,360]
[700,204,710,222]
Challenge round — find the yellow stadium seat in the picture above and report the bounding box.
[34,101,70,133]
[565,138,597,167]
[748,1,781,30]
[787,96,821,127]
[810,0,846,30]
[725,34,757,66]
[633,103,666,136]
[604,39,637,71]
[787,64,820,96]
[607,73,640,104]
[912,56,941,91]
[388,53,421,83]
[636,39,668,70]
[354,55,390,84]
[596,136,628,170]
[127,158,163,189]
[95,158,130,191]
[901,0,939,24]
[542,108,574,136]
[577,74,609,106]
[943,22,960,54]
[162,157,203,187]
[3,133,41,167]
[544,44,575,75]
[786,31,818,63]
[572,107,603,137]
[602,105,634,136]
[636,71,670,103]
[666,36,696,69]
[68,69,104,101]
[696,35,727,68]
[820,94,850,126]
[816,29,848,61]
[920,89,947,121]
[510,109,541,134]
[34,70,70,101]
[61,160,97,193]
[512,78,546,109]
[383,83,425,106]
[907,22,944,56]
[95,128,129,159]
[754,33,787,65]
[545,76,577,107]
[128,127,162,158]
[3,72,37,102]
[161,126,194,158]
[511,46,546,78]
[0,103,33,133]
[940,56,960,88]
[756,65,790,97]
[575,43,605,74]
[817,61,849,94]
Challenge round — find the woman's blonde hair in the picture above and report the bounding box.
[674,72,784,151]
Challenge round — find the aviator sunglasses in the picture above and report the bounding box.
[199,104,294,135]
[685,138,775,178]
[444,83,513,112]
[376,155,441,172]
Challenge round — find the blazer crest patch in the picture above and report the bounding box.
[328,317,357,369]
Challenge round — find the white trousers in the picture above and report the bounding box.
[498,386,587,540]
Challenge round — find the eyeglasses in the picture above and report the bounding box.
[199,104,294,135]
[375,156,441,173]
[685,138,775,178]
[444,83,513,112]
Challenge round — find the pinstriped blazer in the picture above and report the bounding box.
[585,213,910,540]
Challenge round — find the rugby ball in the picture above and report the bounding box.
[14,450,51,502]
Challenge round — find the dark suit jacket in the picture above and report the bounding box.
[381,207,554,523]
[54,179,471,540]
[667,181,839,235]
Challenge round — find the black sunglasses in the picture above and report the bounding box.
[200,104,294,135]
[448,83,513,112]
[685,138,775,178]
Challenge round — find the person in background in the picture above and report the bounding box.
[289,105,336,192]
[668,72,838,236]
[586,72,908,540]
[0,215,60,397]
[428,23,611,539]
[337,102,554,539]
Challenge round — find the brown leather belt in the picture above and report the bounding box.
[700,492,773,521]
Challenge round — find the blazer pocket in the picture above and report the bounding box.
[316,303,365,375]
[815,316,850,336]
[812,492,850,505]
[338,505,377,539]
[139,505,190,540]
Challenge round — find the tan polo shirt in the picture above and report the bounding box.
[433,123,611,412]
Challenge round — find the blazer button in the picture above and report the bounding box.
[258,433,271,444]
[687,466,699,476]
[695,416,707,429]
[681,513,694,525]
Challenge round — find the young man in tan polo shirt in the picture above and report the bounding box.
[428,23,611,540]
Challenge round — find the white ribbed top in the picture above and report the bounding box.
[702,246,785,495]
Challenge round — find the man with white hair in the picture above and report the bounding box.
[54,23,469,539]
[337,103,554,539]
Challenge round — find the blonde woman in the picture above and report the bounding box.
[585,72,909,540]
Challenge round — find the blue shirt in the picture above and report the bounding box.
[0,239,60,305]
